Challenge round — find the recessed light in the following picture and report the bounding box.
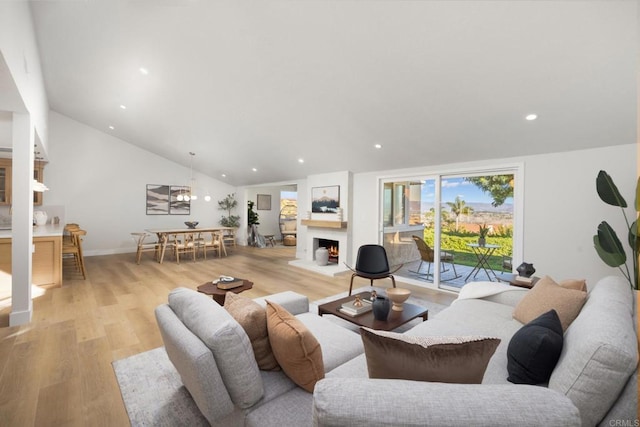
[108,125,114,130]
[221,173,226,178]
[252,168,257,172]
[374,144,382,149]
[525,114,538,121]
[139,67,149,75]
[298,158,304,163]
[120,104,127,110]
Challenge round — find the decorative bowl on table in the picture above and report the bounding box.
[184,221,199,229]
[386,288,411,311]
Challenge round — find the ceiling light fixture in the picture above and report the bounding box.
[298,158,304,163]
[108,125,115,130]
[176,152,209,202]
[120,104,127,110]
[139,67,149,75]
[221,173,227,178]
[525,114,538,121]
[252,168,257,172]
[374,144,382,149]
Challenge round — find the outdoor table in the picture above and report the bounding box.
[465,243,500,281]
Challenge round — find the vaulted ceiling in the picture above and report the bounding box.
[29,1,637,186]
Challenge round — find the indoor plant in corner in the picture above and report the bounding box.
[218,193,240,228]
[593,170,639,290]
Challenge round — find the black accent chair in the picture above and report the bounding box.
[345,244,402,296]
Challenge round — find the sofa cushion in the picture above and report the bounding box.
[266,301,324,392]
[360,327,500,384]
[295,312,364,372]
[559,279,587,292]
[513,276,587,331]
[549,276,638,426]
[507,309,564,385]
[167,287,263,408]
[224,292,279,371]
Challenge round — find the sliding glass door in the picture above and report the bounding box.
[381,168,518,291]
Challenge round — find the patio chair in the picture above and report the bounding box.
[345,244,402,296]
[410,235,460,280]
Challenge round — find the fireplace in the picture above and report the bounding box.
[315,238,339,264]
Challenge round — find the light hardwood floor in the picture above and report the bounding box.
[0,244,455,426]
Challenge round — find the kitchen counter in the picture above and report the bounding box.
[0,223,65,239]
[0,223,64,287]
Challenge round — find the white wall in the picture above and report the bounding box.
[45,112,236,255]
[0,2,48,148]
[352,144,637,286]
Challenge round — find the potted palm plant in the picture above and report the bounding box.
[478,224,489,247]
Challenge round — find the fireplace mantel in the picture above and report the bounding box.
[300,219,347,229]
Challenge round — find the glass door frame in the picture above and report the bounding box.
[378,163,524,292]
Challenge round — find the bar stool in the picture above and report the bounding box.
[63,228,87,279]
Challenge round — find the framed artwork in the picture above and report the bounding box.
[257,194,271,210]
[146,184,170,215]
[170,186,191,215]
[312,185,340,213]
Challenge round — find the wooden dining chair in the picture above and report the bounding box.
[173,232,197,263]
[200,231,227,259]
[130,232,161,264]
[222,229,236,251]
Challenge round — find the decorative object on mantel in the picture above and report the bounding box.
[516,262,536,278]
[316,247,329,266]
[386,288,411,312]
[372,296,391,320]
[593,170,639,290]
[311,185,340,213]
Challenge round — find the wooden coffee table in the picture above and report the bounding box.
[197,279,253,305]
[318,291,428,331]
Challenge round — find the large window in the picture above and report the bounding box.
[381,167,520,292]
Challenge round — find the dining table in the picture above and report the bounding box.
[145,226,235,263]
[464,243,501,282]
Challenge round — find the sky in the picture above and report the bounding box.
[422,177,514,206]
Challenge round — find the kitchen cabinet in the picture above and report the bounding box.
[0,235,63,288]
[0,158,46,206]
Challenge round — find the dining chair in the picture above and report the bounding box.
[410,235,460,280]
[344,244,401,296]
[130,232,161,264]
[200,231,227,259]
[222,229,236,250]
[173,232,197,263]
[62,228,87,279]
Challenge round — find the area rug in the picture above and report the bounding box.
[112,347,208,426]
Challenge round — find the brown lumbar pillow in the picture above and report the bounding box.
[513,275,587,331]
[265,301,324,392]
[224,292,279,371]
[360,327,500,384]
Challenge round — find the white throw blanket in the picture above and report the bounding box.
[453,281,515,303]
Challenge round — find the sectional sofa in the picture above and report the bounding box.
[154,275,638,426]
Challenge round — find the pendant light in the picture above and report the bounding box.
[176,152,206,202]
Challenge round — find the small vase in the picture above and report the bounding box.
[516,262,536,278]
[315,247,329,266]
[478,237,486,247]
[372,296,391,321]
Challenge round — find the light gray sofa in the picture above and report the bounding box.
[154,275,638,426]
